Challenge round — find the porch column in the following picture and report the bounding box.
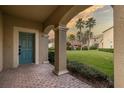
[40,33,49,64]
[114,6,124,88]
[54,25,68,75]
[0,12,3,72]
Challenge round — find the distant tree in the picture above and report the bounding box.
[75,18,85,50]
[83,30,89,45]
[85,17,96,50]
[68,34,76,50]
[76,31,83,42]
[66,41,72,50]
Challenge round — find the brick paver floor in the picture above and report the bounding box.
[0,64,92,88]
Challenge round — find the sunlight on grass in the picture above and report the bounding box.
[67,50,114,78]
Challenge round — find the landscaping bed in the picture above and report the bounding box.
[67,61,113,87]
[48,50,114,87]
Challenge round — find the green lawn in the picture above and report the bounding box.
[67,50,114,78]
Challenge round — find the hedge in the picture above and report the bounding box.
[98,48,114,53]
[48,51,55,65]
[48,51,114,87]
[67,61,113,82]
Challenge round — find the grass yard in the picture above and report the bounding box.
[67,50,114,78]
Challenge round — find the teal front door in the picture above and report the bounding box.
[19,32,35,64]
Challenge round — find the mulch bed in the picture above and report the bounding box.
[69,72,114,88]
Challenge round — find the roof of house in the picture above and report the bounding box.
[102,26,113,33]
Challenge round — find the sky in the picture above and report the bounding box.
[67,5,113,36]
[48,5,113,39]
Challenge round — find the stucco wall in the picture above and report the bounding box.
[3,14,43,69]
[103,28,114,48]
[40,34,49,63]
[0,12,3,71]
[114,6,124,88]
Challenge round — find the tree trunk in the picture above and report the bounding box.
[87,39,90,50]
[79,28,82,50]
[80,42,83,50]
[87,28,91,50]
[72,40,75,50]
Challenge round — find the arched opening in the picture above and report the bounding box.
[44,5,124,88]
[48,29,55,65]
[48,30,55,49]
[65,5,114,87]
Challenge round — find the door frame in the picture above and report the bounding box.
[13,26,39,68]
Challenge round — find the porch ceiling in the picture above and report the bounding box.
[0,5,58,23]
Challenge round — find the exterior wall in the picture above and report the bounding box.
[0,12,3,71]
[102,28,114,48]
[3,14,42,69]
[114,6,124,88]
[13,27,40,67]
[89,38,96,47]
[97,35,103,48]
[99,41,103,48]
[40,34,49,63]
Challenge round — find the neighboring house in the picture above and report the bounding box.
[99,27,114,48]
[48,39,54,48]
[48,30,55,48]
[89,36,99,47]
[48,42,54,48]
[69,40,81,49]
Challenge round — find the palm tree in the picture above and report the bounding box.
[85,17,96,50]
[75,18,85,50]
[76,31,83,42]
[68,34,76,50]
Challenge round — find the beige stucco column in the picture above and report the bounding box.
[40,33,49,64]
[0,12,3,72]
[53,25,68,75]
[114,6,124,88]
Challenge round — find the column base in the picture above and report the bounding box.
[53,69,69,76]
[43,61,49,64]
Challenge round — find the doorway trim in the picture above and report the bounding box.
[13,26,39,68]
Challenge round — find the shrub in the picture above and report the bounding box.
[66,42,72,50]
[82,46,88,50]
[48,51,55,65]
[98,48,114,53]
[67,61,111,81]
[49,48,55,52]
[48,51,114,87]
[66,46,72,50]
[90,44,98,50]
[76,47,81,50]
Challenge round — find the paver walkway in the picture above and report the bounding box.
[0,64,92,88]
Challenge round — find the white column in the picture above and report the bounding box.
[40,33,49,64]
[114,6,124,88]
[0,12,3,72]
[53,25,68,75]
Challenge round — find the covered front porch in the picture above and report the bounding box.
[0,64,92,88]
[0,5,124,87]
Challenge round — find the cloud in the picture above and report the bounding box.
[67,5,105,28]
